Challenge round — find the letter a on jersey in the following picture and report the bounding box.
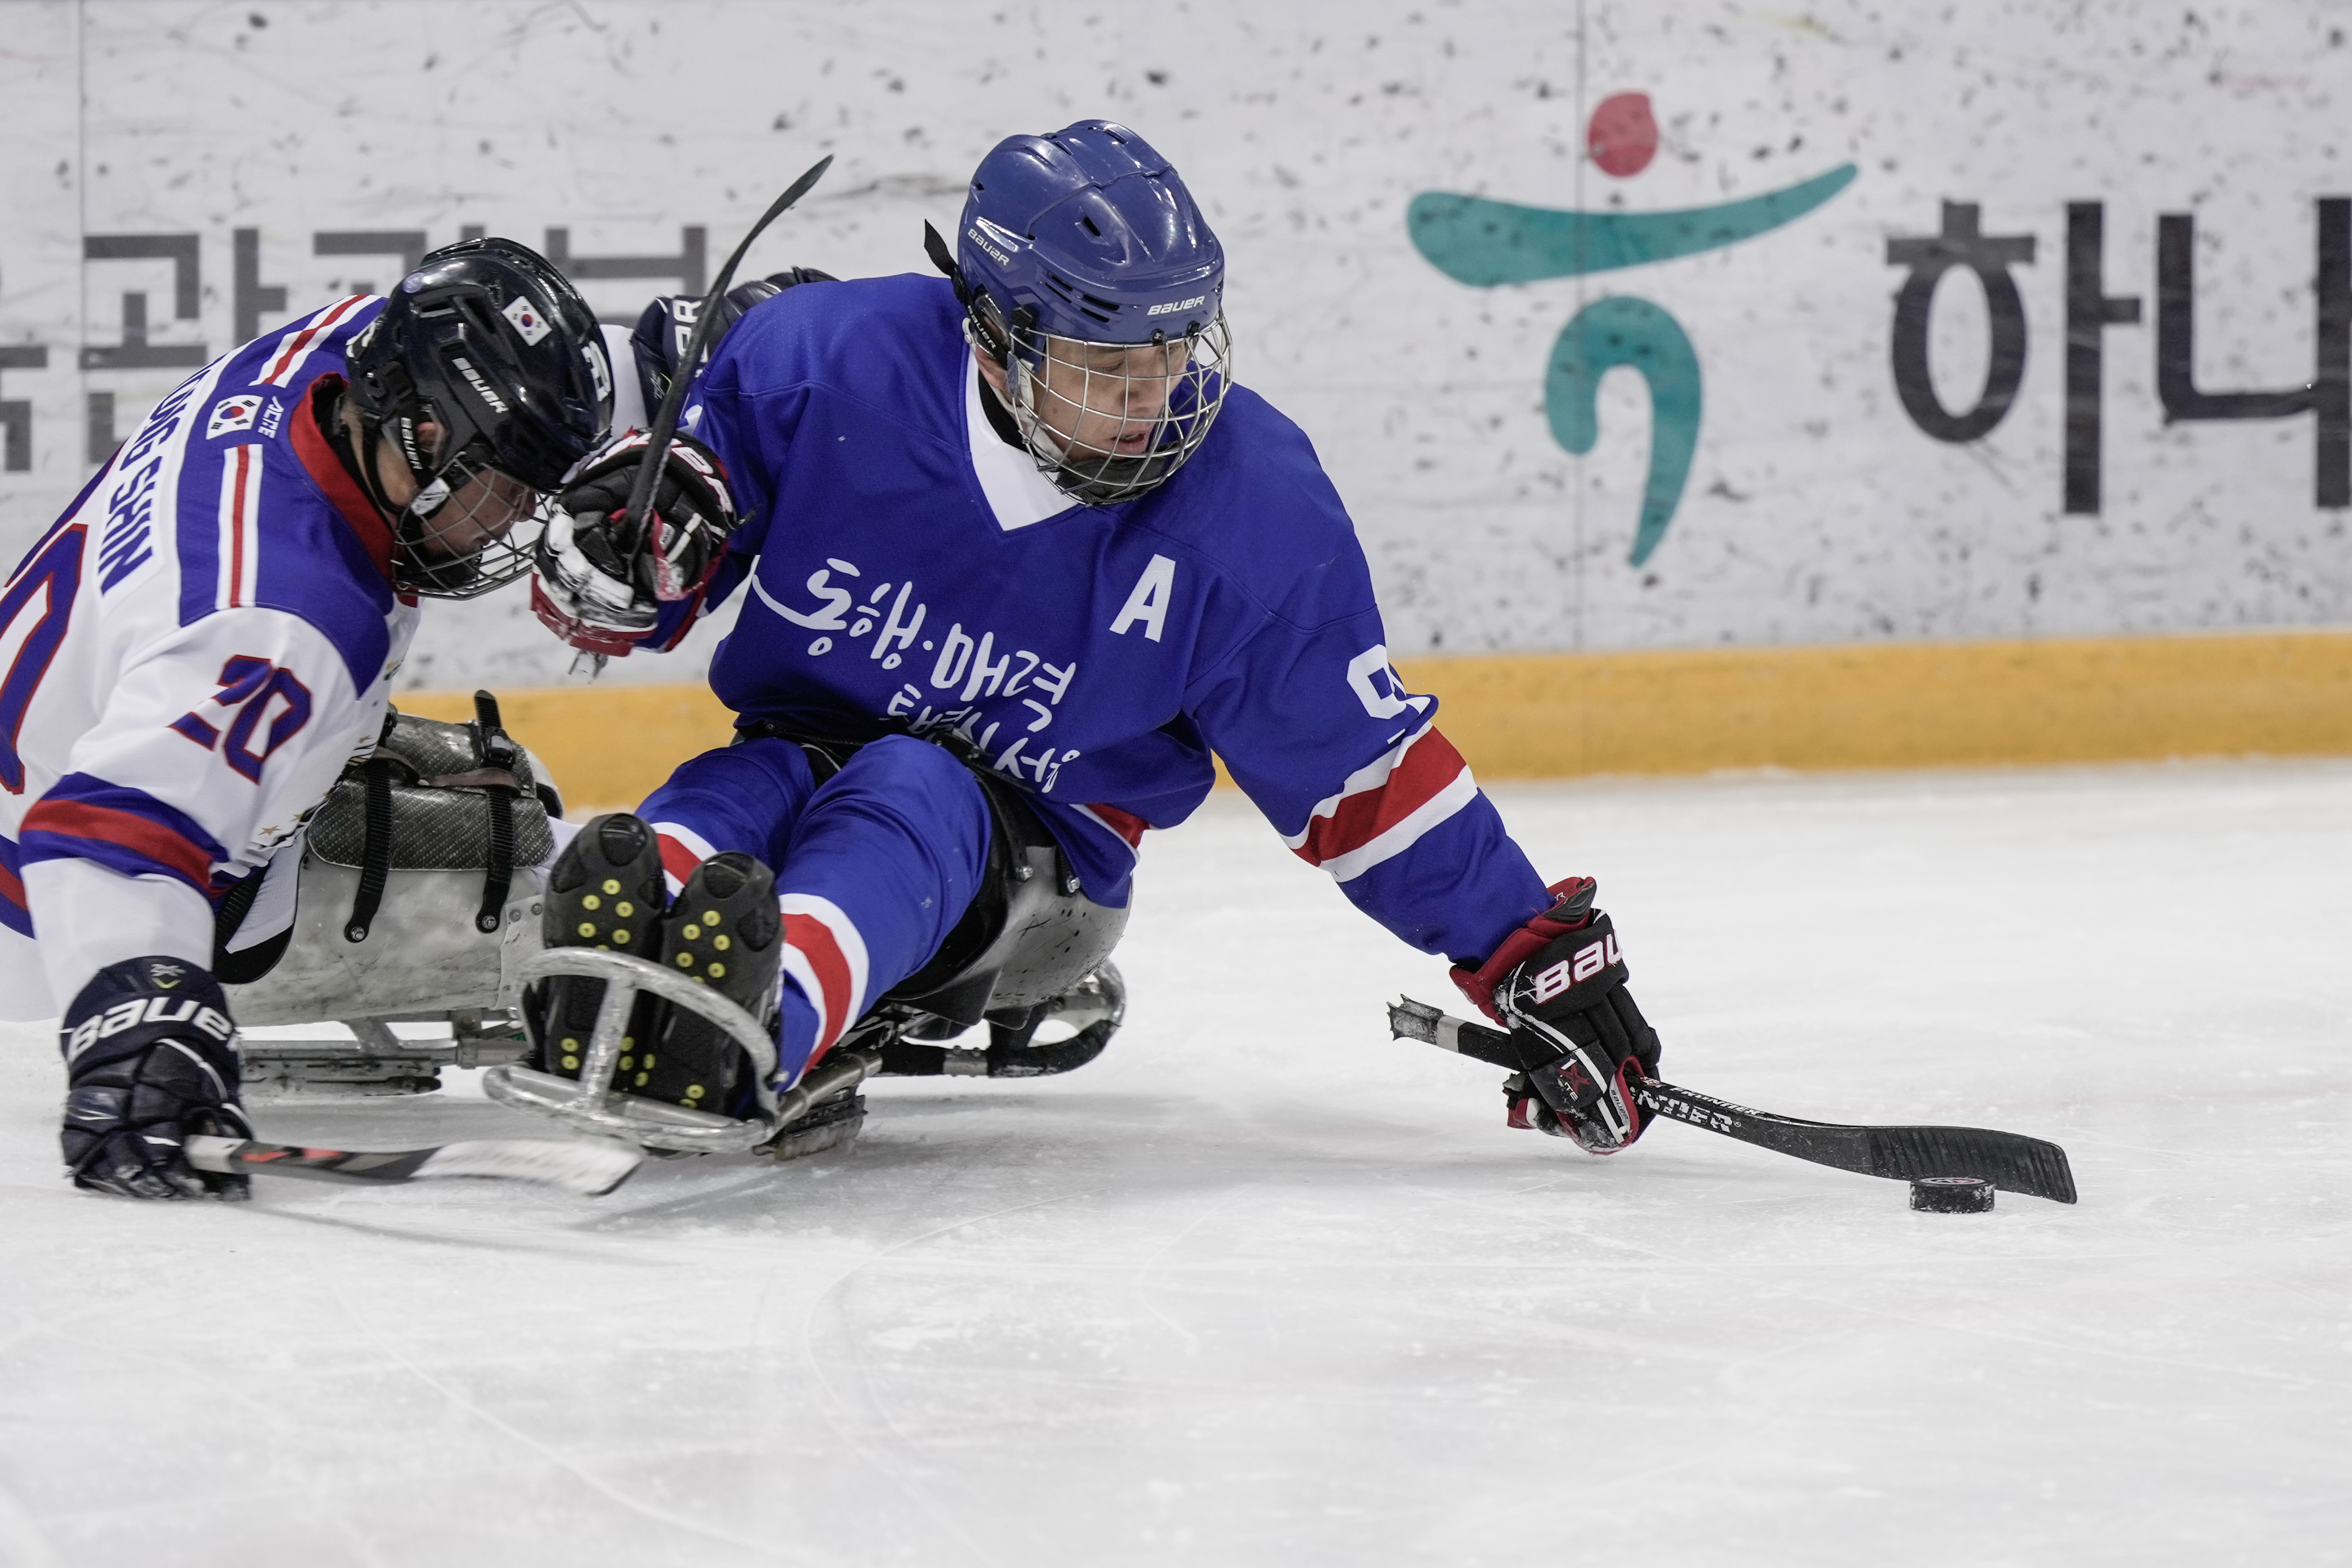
[1109,554,1177,643]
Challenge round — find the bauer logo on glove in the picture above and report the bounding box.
[63,994,236,1062]
[1525,931,1622,1006]
[1452,877,1664,1154]
[57,957,254,1202]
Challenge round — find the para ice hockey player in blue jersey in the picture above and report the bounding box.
[522,120,1663,1159]
[4,239,612,1199]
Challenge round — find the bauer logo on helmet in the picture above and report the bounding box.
[451,355,511,414]
[966,224,1014,268]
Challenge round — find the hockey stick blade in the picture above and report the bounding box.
[1628,1080,2078,1204]
[183,1134,642,1197]
[1387,998,2077,1204]
[620,154,834,545]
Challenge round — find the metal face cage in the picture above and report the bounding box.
[390,439,553,600]
[997,312,1234,507]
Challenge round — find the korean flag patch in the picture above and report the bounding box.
[208,394,265,440]
[502,294,553,345]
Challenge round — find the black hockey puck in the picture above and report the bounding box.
[1909,1175,1996,1213]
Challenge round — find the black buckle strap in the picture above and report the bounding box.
[731,718,849,786]
[342,756,395,942]
[471,690,518,934]
[336,693,530,944]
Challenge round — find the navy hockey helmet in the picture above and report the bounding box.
[943,119,1233,506]
[628,267,838,413]
[346,237,612,598]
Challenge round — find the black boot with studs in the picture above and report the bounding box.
[526,813,667,1081]
[637,851,784,1114]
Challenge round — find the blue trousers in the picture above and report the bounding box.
[636,735,993,1086]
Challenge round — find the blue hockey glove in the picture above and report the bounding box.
[60,957,253,1201]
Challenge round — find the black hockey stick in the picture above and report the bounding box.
[1387,998,2077,1204]
[617,154,834,550]
[183,1134,641,1197]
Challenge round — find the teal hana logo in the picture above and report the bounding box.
[1409,93,1856,567]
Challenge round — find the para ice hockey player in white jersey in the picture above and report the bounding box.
[4,238,612,1199]
[518,121,1664,1161]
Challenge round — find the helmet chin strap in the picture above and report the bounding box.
[339,400,408,524]
[341,396,452,521]
[338,395,488,593]
[963,315,1074,467]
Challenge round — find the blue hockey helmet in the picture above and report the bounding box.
[958,120,1224,350]
[935,120,1233,506]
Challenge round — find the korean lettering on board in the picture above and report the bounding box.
[1887,198,2350,515]
[0,225,705,470]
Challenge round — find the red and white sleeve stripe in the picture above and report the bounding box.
[775,893,871,1063]
[259,295,372,388]
[1283,720,1480,883]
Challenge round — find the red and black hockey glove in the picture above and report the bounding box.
[533,429,737,655]
[59,957,253,1201]
[1452,878,1663,1154]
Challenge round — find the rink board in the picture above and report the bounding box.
[10,2,2352,698]
[407,627,2352,809]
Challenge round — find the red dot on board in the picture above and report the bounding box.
[1588,92,1660,178]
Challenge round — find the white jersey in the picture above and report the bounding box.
[0,297,418,1019]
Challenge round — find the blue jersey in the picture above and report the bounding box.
[650,276,1546,962]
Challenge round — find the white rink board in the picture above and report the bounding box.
[1,2,2348,691]
[0,762,2346,1565]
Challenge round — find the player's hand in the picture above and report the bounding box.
[1452,878,1663,1153]
[533,430,736,655]
[60,957,253,1201]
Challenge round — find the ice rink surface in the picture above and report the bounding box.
[1,760,2346,1567]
